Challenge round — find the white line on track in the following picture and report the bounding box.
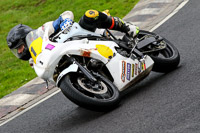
[0,89,61,127]
[0,0,189,127]
[150,0,189,32]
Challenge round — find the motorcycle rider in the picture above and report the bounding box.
[7,10,139,62]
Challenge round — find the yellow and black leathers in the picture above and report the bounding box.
[79,10,130,33]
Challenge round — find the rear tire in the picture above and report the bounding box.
[138,30,180,73]
[59,73,121,112]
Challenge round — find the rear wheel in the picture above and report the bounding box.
[59,72,120,112]
[137,30,180,73]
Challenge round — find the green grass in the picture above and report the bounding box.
[0,0,139,98]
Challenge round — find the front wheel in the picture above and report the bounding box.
[137,30,180,73]
[59,73,121,112]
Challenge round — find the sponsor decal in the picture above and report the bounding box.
[138,62,142,74]
[138,59,146,73]
[121,61,126,82]
[138,60,147,74]
[142,60,146,70]
[132,64,135,77]
[127,63,131,81]
[121,60,146,82]
[138,62,141,74]
[45,44,55,50]
[135,63,138,76]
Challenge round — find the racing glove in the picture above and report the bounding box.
[53,11,74,32]
[125,22,140,38]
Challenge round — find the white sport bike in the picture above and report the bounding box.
[27,22,180,111]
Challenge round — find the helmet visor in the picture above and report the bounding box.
[10,39,26,59]
[11,38,25,49]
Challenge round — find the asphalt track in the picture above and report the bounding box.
[1,0,200,132]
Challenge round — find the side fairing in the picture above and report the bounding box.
[106,54,154,91]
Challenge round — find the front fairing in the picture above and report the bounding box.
[30,23,118,83]
[33,39,118,83]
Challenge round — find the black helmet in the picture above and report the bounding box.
[7,24,32,61]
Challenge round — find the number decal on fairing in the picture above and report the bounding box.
[31,47,37,57]
[29,37,43,63]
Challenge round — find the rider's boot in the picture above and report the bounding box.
[110,17,139,38]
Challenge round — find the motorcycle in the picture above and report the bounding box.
[27,22,180,111]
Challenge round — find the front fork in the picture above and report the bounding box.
[73,60,97,82]
[56,56,97,87]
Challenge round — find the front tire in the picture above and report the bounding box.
[59,73,120,112]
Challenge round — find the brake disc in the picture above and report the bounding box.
[77,78,108,94]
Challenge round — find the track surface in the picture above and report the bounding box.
[1,0,200,132]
